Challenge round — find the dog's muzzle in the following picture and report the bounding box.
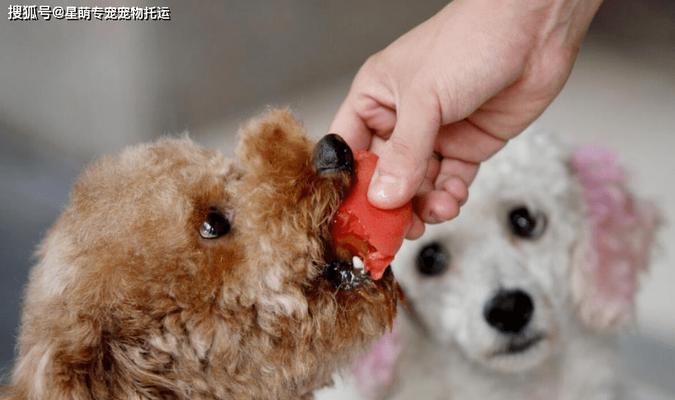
[314,134,368,289]
[313,134,354,176]
[483,289,534,335]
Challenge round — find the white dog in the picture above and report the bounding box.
[348,131,659,400]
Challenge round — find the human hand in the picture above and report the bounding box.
[330,0,603,238]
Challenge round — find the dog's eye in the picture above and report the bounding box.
[508,207,546,239]
[199,210,231,239]
[416,242,449,276]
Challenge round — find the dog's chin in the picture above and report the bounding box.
[475,333,553,373]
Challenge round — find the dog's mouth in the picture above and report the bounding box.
[323,257,368,289]
[322,257,393,290]
[493,333,545,357]
[313,133,389,291]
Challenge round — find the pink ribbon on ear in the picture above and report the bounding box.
[570,146,657,321]
[352,329,402,397]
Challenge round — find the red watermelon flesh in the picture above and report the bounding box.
[330,150,413,280]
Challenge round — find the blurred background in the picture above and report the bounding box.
[1,0,673,396]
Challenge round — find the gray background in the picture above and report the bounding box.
[1,0,674,395]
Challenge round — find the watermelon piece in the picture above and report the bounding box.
[330,150,413,280]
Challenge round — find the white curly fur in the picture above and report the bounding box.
[322,129,657,400]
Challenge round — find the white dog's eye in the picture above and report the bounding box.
[508,207,546,239]
[416,242,449,276]
[199,210,231,239]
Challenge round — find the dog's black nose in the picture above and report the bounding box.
[483,289,534,334]
[313,134,354,175]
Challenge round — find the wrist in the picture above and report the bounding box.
[443,0,603,48]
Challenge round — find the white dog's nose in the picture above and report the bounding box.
[483,289,534,334]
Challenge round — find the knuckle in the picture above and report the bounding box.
[359,52,385,78]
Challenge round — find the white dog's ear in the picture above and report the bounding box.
[569,146,660,332]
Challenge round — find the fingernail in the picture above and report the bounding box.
[441,176,469,206]
[368,171,404,206]
[426,211,443,224]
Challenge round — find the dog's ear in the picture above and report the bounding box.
[235,108,313,179]
[569,146,660,332]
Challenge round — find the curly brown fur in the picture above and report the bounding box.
[3,110,397,400]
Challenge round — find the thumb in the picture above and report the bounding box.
[368,95,439,209]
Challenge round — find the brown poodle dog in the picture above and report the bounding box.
[2,110,397,400]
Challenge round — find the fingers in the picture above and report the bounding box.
[331,85,501,231]
[414,189,460,223]
[436,158,479,190]
[405,213,426,240]
[412,160,472,226]
[367,94,440,209]
[329,98,373,151]
[330,92,397,151]
[419,156,441,193]
[438,175,469,206]
[410,119,503,225]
